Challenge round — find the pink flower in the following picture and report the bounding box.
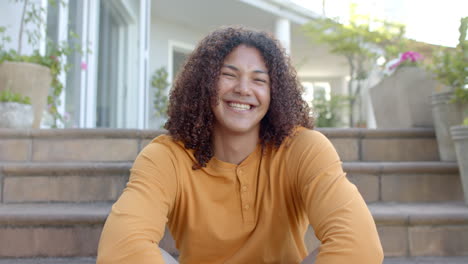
[389,51,423,70]
[63,112,71,122]
[401,51,423,62]
[81,61,88,71]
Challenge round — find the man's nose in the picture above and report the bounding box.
[234,78,251,96]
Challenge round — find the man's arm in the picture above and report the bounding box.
[97,142,178,264]
[293,130,383,264]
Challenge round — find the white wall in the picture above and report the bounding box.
[148,17,204,128]
[300,76,348,95]
[0,0,44,56]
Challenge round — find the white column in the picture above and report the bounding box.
[56,0,69,127]
[82,0,99,128]
[275,18,291,54]
[137,0,151,129]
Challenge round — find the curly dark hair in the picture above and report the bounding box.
[165,26,313,169]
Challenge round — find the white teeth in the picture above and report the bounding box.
[228,102,251,110]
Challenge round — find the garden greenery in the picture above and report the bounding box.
[303,4,407,127]
[0,89,31,105]
[429,17,468,105]
[151,67,169,119]
[0,0,85,127]
[311,90,348,127]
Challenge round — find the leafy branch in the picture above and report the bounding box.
[303,4,407,126]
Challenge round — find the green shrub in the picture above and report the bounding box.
[311,90,349,127]
[0,89,31,105]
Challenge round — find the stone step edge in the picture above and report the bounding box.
[383,256,468,264]
[1,256,468,264]
[0,161,458,176]
[0,257,96,264]
[0,162,133,176]
[3,256,468,264]
[1,202,467,226]
[0,127,436,139]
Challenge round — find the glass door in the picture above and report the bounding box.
[95,0,148,128]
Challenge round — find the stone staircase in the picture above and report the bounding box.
[0,128,467,264]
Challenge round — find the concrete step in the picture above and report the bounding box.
[370,202,468,258]
[346,161,462,203]
[1,202,467,258]
[0,128,439,162]
[0,161,461,203]
[0,257,467,264]
[0,258,95,264]
[305,202,468,258]
[321,128,439,162]
[0,203,108,258]
[383,256,468,264]
[0,162,132,203]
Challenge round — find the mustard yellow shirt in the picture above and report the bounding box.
[97,128,383,264]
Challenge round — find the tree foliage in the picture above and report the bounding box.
[151,67,169,119]
[303,4,407,126]
[311,90,348,127]
[429,17,468,105]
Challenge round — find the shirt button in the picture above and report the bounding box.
[244,204,250,210]
[241,185,248,192]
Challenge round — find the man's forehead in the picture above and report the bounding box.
[222,64,268,75]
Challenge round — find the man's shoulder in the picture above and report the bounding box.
[286,127,330,148]
[271,126,335,162]
[141,134,193,161]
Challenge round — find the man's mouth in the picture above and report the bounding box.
[227,102,252,111]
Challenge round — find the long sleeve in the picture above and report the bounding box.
[293,130,383,263]
[97,142,178,264]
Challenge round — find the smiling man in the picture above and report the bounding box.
[97,27,383,264]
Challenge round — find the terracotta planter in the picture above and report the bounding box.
[0,61,52,128]
[370,66,436,128]
[431,91,467,161]
[0,102,34,128]
[451,125,468,204]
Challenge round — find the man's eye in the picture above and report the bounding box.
[254,79,266,83]
[222,73,235,77]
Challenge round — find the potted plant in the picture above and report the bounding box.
[370,51,439,128]
[0,0,82,128]
[451,117,468,205]
[0,89,33,128]
[429,17,468,161]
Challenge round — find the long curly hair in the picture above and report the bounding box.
[165,26,313,169]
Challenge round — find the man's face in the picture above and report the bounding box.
[212,45,271,136]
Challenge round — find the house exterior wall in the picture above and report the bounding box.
[147,18,204,128]
[0,0,361,129]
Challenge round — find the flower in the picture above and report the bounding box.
[80,61,88,70]
[389,51,423,70]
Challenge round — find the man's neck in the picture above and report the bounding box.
[212,127,260,165]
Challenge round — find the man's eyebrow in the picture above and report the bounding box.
[223,64,239,71]
[223,64,268,75]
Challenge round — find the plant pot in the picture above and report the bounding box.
[0,61,52,128]
[0,102,34,128]
[370,66,436,128]
[431,91,467,161]
[451,125,468,204]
